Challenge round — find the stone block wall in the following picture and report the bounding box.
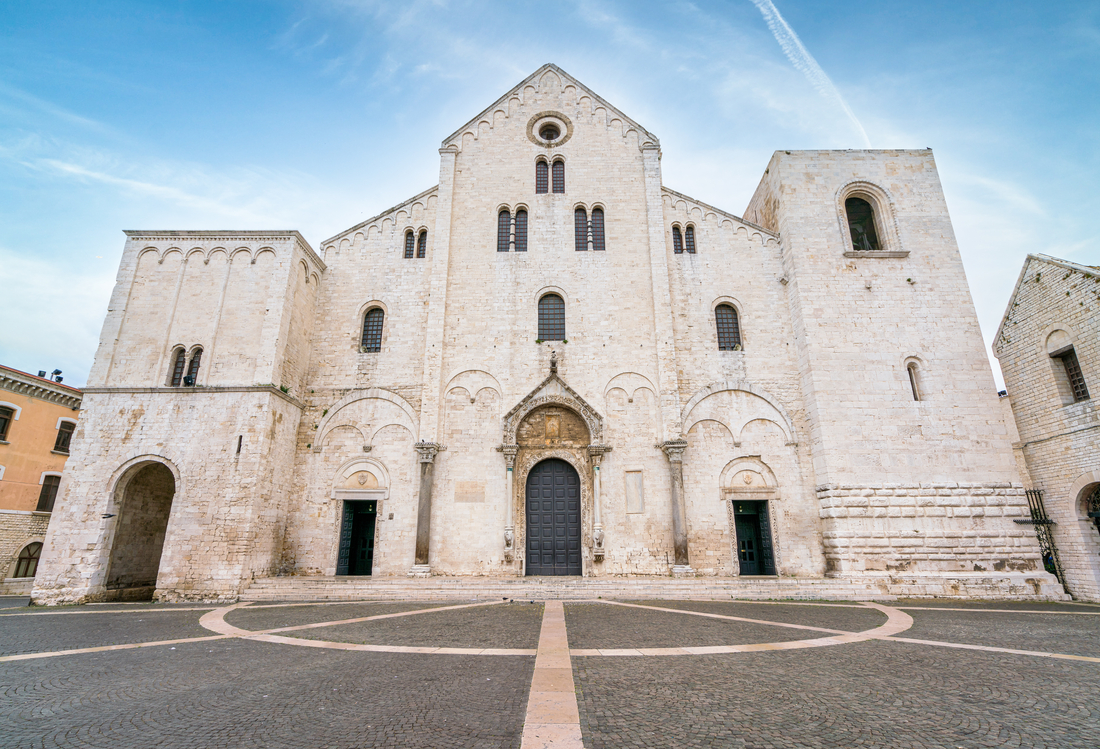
[0,510,49,594]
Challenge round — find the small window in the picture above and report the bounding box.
[14,542,42,578]
[185,348,202,385]
[417,230,427,259]
[552,160,565,194]
[574,207,588,251]
[0,406,13,441]
[907,363,922,401]
[715,304,742,350]
[361,308,384,352]
[538,294,565,341]
[672,226,683,254]
[404,230,415,259]
[37,475,60,512]
[591,207,605,251]
[685,225,696,254]
[1056,348,1090,402]
[54,421,75,453]
[497,209,512,252]
[535,161,548,194]
[169,347,186,387]
[845,197,880,252]
[515,210,528,252]
[539,123,561,142]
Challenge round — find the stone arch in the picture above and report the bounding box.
[1069,470,1100,521]
[315,388,418,452]
[682,381,795,444]
[503,391,603,446]
[443,369,503,403]
[835,180,904,255]
[104,456,179,600]
[604,371,657,406]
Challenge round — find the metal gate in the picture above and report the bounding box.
[1016,489,1067,591]
[525,459,582,575]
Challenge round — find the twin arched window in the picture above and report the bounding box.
[536,159,565,194]
[538,294,565,341]
[498,209,528,252]
[672,225,696,254]
[404,229,428,259]
[169,347,203,386]
[715,305,742,350]
[361,308,385,352]
[574,207,605,251]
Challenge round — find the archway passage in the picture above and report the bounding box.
[526,459,581,576]
[106,462,175,599]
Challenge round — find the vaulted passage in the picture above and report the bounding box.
[525,459,581,576]
[106,463,175,599]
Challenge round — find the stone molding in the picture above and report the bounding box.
[680,380,796,444]
[82,386,302,409]
[314,388,419,452]
[658,439,688,462]
[0,367,81,410]
[124,230,325,274]
[501,373,604,445]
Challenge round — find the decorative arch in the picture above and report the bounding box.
[682,381,796,445]
[315,388,419,453]
[835,180,905,256]
[1069,470,1100,521]
[604,372,657,406]
[444,369,503,403]
[502,376,605,446]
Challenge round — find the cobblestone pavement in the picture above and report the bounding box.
[1,597,1098,748]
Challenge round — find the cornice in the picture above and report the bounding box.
[80,385,303,409]
[0,367,82,410]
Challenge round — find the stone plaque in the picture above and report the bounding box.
[454,480,485,503]
[625,471,644,514]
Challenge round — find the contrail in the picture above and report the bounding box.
[749,0,872,148]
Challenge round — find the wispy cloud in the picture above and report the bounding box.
[749,0,871,147]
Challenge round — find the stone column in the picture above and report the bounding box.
[410,442,444,576]
[500,444,518,563]
[588,445,612,561]
[660,439,693,576]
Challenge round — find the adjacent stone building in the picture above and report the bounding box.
[0,365,81,594]
[994,254,1100,601]
[33,65,1059,603]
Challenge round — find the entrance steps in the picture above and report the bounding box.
[240,572,1068,602]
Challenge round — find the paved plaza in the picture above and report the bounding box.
[1,594,1098,748]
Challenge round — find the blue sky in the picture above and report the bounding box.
[1,0,1097,388]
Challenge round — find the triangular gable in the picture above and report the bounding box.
[502,368,605,445]
[320,184,439,249]
[662,186,779,241]
[993,253,1100,355]
[441,63,659,151]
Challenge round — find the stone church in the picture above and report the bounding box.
[33,65,1061,603]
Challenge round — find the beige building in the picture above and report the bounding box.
[33,65,1060,604]
[0,365,81,595]
[994,254,1100,601]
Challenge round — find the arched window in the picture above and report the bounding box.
[552,160,565,194]
[574,207,588,251]
[498,209,512,252]
[535,161,548,194]
[685,225,696,254]
[1055,347,1090,402]
[591,207,605,251]
[715,304,742,350]
[845,197,880,252]
[361,308,384,352]
[37,475,60,512]
[169,347,186,387]
[907,362,922,401]
[404,230,415,259]
[417,230,427,258]
[672,226,683,254]
[538,294,565,341]
[14,542,42,578]
[514,209,528,252]
[185,348,202,385]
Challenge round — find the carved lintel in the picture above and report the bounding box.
[659,439,688,462]
[497,443,520,469]
[414,442,445,463]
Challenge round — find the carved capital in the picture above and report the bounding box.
[587,444,612,464]
[497,443,520,468]
[414,442,445,463]
[659,439,688,463]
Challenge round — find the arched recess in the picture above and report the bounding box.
[603,372,657,407]
[315,388,419,452]
[682,382,796,446]
[104,457,179,599]
[719,456,781,575]
[443,369,503,404]
[503,385,604,446]
[331,458,390,577]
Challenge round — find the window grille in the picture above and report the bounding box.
[185,349,202,384]
[538,294,565,341]
[417,230,427,258]
[37,475,60,513]
[0,406,12,441]
[574,207,588,251]
[685,225,696,254]
[535,161,548,194]
[515,209,528,252]
[14,542,41,578]
[404,231,415,259]
[1058,348,1090,402]
[672,226,683,254]
[552,160,565,194]
[54,421,75,453]
[715,304,742,350]
[362,308,384,352]
[845,197,880,251]
[169,348,186,387]
[498,210,512,252]
[592,208,605,251]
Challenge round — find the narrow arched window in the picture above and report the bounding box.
[552,160,565,194]
[845,197,880,252]
[404,230,415,259]
[417,230,427,258]
[515,209,528,252]
[715,305,742,350]
[685,225,696,254]
[362,308,384,352]
[535,161,548,194]
[169,347,187,387]
[574,207,588,251]
[907,363,922,401]
[185,348,202,385]
[592,207,605,251]
[672,226,683,254]
[14,542,42,578]
[538,294,565,341]
[497,209,511,252]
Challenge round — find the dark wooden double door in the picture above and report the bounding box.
[337,500,377,576]
[526,459,581,576]
[733,500,776,576]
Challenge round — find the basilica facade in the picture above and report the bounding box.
[32,65,1060,603]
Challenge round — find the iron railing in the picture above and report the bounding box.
[1014,489,1067,591]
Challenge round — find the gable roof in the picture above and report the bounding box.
[441,63,659,150]
[661,186,779,239]
[993,253,1100,354]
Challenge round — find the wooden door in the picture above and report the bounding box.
[525,459,581,575]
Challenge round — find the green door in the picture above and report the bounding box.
[733,500,775,576]
[337,500,377,576]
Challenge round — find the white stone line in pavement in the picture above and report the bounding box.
[885,636,1100,663]
[0,607,217,618]
[0,634,232,662]
[521,601,583,749]
[896,607,1100,615]
[598,600,857,635]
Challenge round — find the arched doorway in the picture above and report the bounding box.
[525,459,581,576]
[106,462,176,599]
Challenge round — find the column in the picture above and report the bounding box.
[501,444,518,563]
[660,439,692,576]
[409,441,444,576]
[588,445,612,561]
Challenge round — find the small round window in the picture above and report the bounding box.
[539,123,561,142]
[527,113,572,147]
